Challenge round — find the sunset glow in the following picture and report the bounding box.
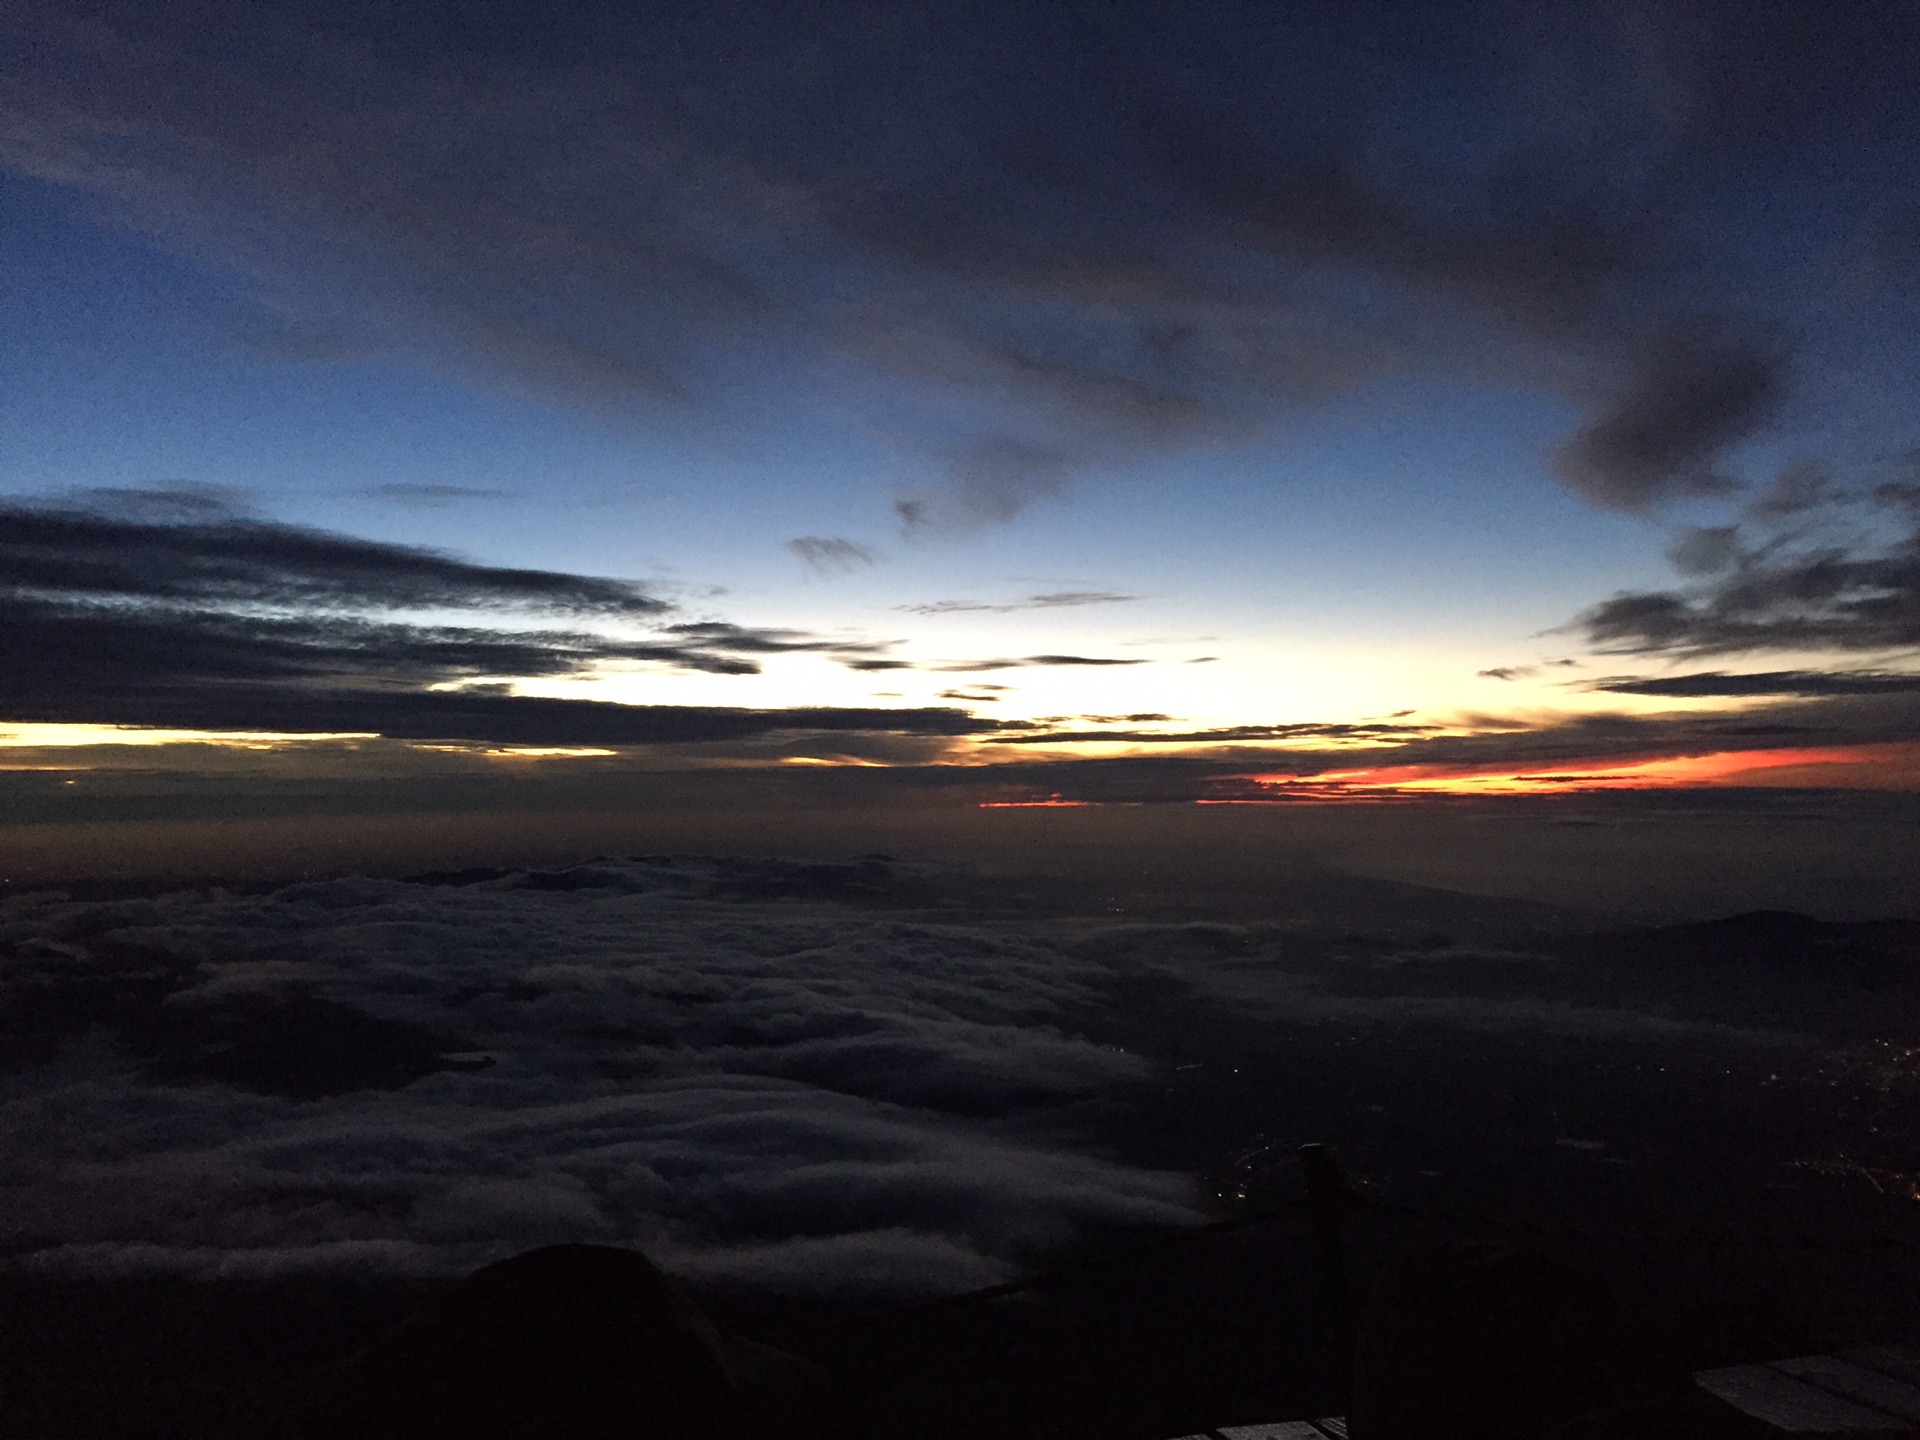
[977,795,1099,809]
[5,3,1919,835]
[1229,744,1920,800]
[0,724,379,754]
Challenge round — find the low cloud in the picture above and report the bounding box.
[934,655,1149,673]
[1593,670,1920,699]
[988,719,1435,746]
[1666,526,1742,577]
[840,654,1151,676]
[1750,461,1840,520]
[3,493,664,616]
[1575,524,1920,656]
[0,493,950,741]
[10,688,996,747]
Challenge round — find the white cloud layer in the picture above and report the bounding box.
[0,860,1198,1294]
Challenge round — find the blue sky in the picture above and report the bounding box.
[0,176,1669,723]
[4,0,1919,801]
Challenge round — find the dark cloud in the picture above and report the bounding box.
[842,654,1149,675]
[1666,526,1742,577]
[786,536,878,574]
[0,494,960,740]
[659,621,888,659]
[895,442,1075,532]
[4,671,996,746]
[988,720,1436,747]
[1750,462,1839,521]
[934,655,1149,673]
[9,4,1909,523]
[1593,671,1920,699]
[0,592,984,740]
[899,590,1137,616]
[3,495,664,616]
[1575,524,1920,655]
[1478,666,1536,681]
[845,697,1919,802]
[1552,319,1789,511]
[1876,471,1920,518]
[1153,131,1634,333]
[8,691,1918,822]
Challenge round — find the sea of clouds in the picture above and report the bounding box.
[0,858,1201,1295]
[5,854,1847,1298]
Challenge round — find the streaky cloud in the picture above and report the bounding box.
[1593,671,1920,699]
[932,655,1149,673]
[365,483,506,507]
[1575,522,1920,655]
[0,491,924,740]
[898,590,1137,616]
[2,494,665,616]
[988,720,1436,746]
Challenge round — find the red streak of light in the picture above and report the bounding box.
[978,794,1095,808]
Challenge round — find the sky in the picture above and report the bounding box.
[6,0,1920,1326]
[5,0,1920,823]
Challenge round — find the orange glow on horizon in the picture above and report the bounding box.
[409,744,619,760]
[1232,743,1920,799]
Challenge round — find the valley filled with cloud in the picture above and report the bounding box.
[6,855,1917,1305]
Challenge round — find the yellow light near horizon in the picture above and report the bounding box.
[0,724,379,749]
[407,744,618,759]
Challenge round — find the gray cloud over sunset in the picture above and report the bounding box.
[1593,671,1920,699]
[1576,520,1920,656]
[0,493,993,743]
